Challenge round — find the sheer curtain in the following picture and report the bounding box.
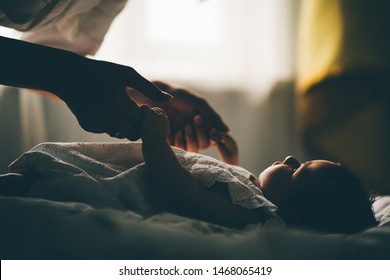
[0,0,301,173]
[96,0,299,100]
[95,0,304,173]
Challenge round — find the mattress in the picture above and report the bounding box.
[1,142,389,259]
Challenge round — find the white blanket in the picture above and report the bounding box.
[0,0,128,55]
[2,142,390,259]
[9,142,160,215]
[1,195,390,259]
[8,142,279,221]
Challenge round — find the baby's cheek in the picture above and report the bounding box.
[259,168,293,204]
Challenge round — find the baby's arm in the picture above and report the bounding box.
[141,106,260,228]
[141,105,193,195]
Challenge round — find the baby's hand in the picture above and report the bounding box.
[140,106,170,141]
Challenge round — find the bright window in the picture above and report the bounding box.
[92,0,299,99]
[144,0,221,46]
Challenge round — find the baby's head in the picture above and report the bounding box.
[258,156,377,234]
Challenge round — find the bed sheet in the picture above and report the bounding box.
[0,195,389,259]
[1,142,390,259]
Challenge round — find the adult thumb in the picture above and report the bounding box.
[122,66,173,102]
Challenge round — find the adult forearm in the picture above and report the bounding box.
[0,36,85,93]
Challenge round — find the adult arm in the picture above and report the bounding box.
[0,36,171,140]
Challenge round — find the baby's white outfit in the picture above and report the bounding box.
[9,142,285,229]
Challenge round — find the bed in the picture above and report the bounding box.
[1,142,390,259]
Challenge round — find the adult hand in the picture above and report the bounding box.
[171,115,209,152]
[210,129,239,165]
[52,59,172,141]
[127,81,229,150]
[1,36,172,140]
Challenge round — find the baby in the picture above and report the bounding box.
[0,106,377,234]
[140,106,377,234]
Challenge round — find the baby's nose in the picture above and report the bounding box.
[282,156,301,169]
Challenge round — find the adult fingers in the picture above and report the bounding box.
[77,118,106,134]
[77,113,133,139]
[113,93,144,137]
[103,112,141,141]
[195,99,229,132]
[168,135,175,146]
[173,131,186,150]
[193,115,210,150]
[122,66,173,102]
[213,131,238,157]
[200,107,229,133]
[184,125,199,152]
[210,128,222,145]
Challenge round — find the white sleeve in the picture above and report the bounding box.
[21,0,128,56]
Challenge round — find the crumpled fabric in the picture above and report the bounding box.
[9,142,283,228]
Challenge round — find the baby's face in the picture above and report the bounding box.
[258,156,339,205]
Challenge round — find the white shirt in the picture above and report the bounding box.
[0,0,127,55]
